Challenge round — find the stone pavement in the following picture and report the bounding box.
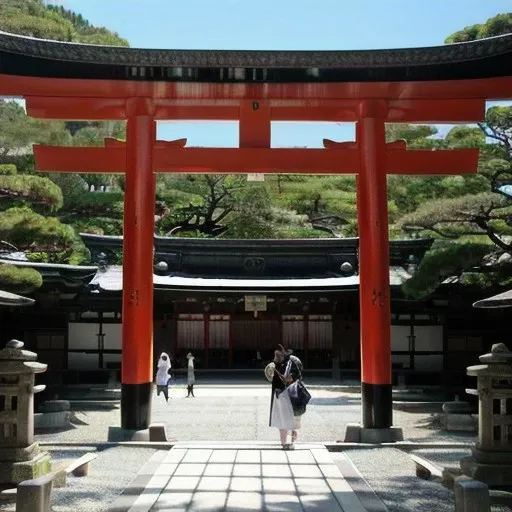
[109,442,385,512]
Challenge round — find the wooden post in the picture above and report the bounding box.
[229,307,234,369]
[303,313,309,368]
[121,98,156,430]
[204,312,210,369]
[356,100,393,429]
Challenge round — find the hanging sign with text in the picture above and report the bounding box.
[244,295,267,312]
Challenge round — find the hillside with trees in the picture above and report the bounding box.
[0,4,510,299]
[0,0,128,45]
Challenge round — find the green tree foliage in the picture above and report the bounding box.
[0,0,128,45]
[45,3,129,45]
[0,166,88,293]
[71,122,126,188]
[0,164,17,175]
[398,14,512,298]
[445,13,512,43]
[46,173,88,200]
[273,175,357,236]
[222,185,275,238]
[58,192,124,236]
[0,207,75,252]
[397,192,512,243]
[395,118,512,297]
[0,163,63,211]
[0,0,75,41]
[0,264,43,294]
[0,100,71,160]
[402,241,498,299]
[156,175,247,236]
[221,185,323,239]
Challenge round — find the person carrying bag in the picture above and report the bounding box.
[266,345,310,450]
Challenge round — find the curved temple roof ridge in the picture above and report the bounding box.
[1,30,512,82]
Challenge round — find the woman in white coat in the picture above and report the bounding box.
[186,352,195,397]
[155,352,172,403]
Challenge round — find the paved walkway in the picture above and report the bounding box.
[109,442,385,512]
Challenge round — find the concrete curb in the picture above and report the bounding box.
[392,401,445,413]
[38,440,474,451]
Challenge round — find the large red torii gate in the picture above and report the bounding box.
[32,97,479,437]
[1,31,511,439]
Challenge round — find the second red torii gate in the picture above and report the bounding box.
[30,96,480,436]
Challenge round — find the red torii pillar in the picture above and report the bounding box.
[357,100,393,435]
[121,98,156,430]
[31,98,480,435]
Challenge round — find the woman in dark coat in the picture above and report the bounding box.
[267,344,303,449]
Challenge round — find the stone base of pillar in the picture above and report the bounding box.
[344,423,404,443]
[461,456,512,488]
[121,382,152,431]
[0,451,51,485]
[34,411,71,429]
[149,423,168,442]
[472,447,512,465]
[107,426,149,442]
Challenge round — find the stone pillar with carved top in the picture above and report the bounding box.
[461,343,512,488]
[0,339,51,485]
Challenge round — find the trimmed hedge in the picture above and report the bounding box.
[0,264,42,294]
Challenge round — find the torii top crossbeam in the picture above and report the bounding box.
[0,30,512,104]
[1,30,511,434]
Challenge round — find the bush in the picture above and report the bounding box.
[0,164,17,175]
[70,216,123,236]
[0,175,63,211]
[60,192,124,216]
[0,264,42,294]
[0,207,76,251]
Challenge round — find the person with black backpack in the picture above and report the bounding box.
[265,344,311,450]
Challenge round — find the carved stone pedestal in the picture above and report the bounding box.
[0,340,50,485]
[461,343,512,488]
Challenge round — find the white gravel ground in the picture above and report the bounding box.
[34,387,477,445]
[0,446,157,512]
[342,448,455,512]
[0,385,487,512]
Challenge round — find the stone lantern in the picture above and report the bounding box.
[0,339,51,485]
[461,343,512,487]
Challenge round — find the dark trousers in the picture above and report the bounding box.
[157,385,169,401]
[187,384,195,397]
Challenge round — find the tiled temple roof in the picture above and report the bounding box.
[473,289,512,309]
[0,290,34,307]
[0,259,98,290]
[81,234,433,279]
[89,265,412,294]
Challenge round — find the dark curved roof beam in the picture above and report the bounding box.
[1,30,512,82]
[0,31,511,100]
